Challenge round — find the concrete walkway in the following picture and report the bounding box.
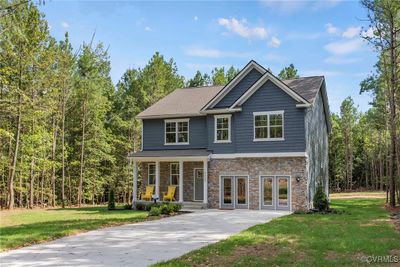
[0,209,289,267]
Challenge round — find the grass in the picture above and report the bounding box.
[0,206,148,252]
[155,197,400,267]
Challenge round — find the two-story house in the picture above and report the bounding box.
[130,60,331,211]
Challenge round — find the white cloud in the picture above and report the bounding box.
[144,26,152,31]
[184,46,253,58]
[362,27,375,38]
[342,26,361,39]
[268,36,281,48]
[325,23,338,34]
[194,16,198,21]
[217,17,268,39]
[324,38,363,55]
[324,57,360,64]
[61,21,69,29]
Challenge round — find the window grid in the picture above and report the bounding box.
[254,112,284,140]
[165,120,189,145]
[170,163,179,185]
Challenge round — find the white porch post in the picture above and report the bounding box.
[155,161,160,200]
[132,160,138,209]
[203,159,208,205]
[179,160,183,203]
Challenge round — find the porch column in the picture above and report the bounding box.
[155,161,160,199]
[179,160,183,202]
[203,159,208,205]
[132,160,138,209]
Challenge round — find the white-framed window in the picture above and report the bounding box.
[214,114,231,143]
[148,163,156,185]
[253,111,284,141]
[170,163,179,185]
[164,119,189,145]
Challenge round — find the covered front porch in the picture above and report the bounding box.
[129,149,210,208]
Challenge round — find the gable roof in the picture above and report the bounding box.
[284,76,324,104]
[201,60,267,111]
[136,85,223,119]
[229,72,310,109]
[136,61,329,120]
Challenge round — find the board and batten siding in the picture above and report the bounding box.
[214,68,263,108]
[142,116,208,150]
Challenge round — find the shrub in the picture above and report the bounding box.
[135,202,146,210]
[313,183,329,211]
[160,204,174,215]
[108,188,116,210]
[146,203,159,211]
[170,203,182,212]
[123,204,132,210]
[149,206,161,216]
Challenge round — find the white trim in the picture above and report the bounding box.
[201,61,267,111]
[229,72,309,109]
[214,114,232,143]
[253,111,284,141]
[131,156,209,162]
[259,174,292,211]
[137,113,203,119]
[203,159,208,205]
[179,160,183,202]
[193,168,204,202]
[147,163,156,185]
[200,108,241,114]
[155,161,160,199]
[140,119,143,151]
[211,152,308,159]
[296,103,311,108]
[169,162,179,186]
[164,118,190,145]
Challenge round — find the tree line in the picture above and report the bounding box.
[0,0,398,209]
[0,1,242,209]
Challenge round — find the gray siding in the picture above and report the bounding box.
[305,90,329,205]
[214,69,262,108]
[208,80,306,153]
[142,116,208,150]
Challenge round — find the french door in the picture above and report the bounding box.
[220,176,248,209]
[261,176,290,210]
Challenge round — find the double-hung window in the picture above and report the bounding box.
[214,114,231,143]
[148,163,156,185]
[170,163,179,185]
[165,119,189,145]
[253,111,284,141]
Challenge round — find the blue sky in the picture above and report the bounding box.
[39,0,378,113]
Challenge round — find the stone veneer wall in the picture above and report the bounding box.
[140,161,203,202]
[207,157,308,211]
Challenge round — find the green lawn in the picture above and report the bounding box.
[0,206,148,251]
[155,198,400,267]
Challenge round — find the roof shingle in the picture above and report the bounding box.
[137,76,324,119]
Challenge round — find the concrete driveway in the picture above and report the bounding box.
[0,209,289,267]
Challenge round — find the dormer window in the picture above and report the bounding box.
[164,119,189,145]
[214,114,231,143]
[253,111,284,141]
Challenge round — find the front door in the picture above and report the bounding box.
[220,176,248,209]
[261,175,290,210]
[193,168,204,201]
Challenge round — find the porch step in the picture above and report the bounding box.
[182,202,207,210]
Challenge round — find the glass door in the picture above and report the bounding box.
[193,169,204,201]
[221,176,234,209]
[261,175,290,210]
[235,176,248,209]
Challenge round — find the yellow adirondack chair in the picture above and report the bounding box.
[141,185,155,201]
[163,186,176,202]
